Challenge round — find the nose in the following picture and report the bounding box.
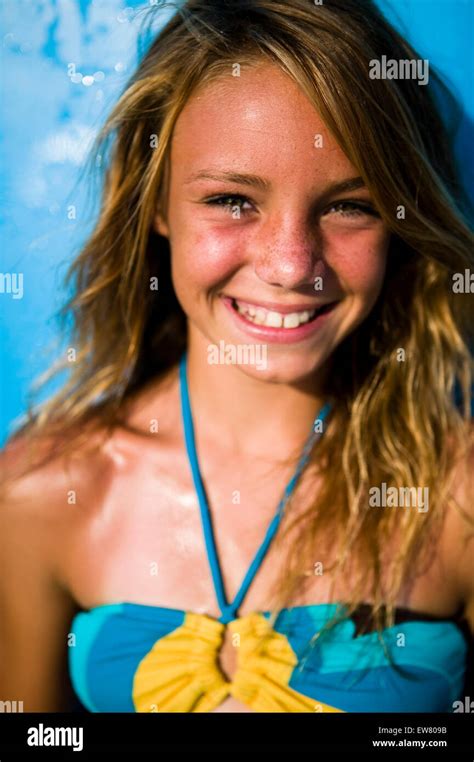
[252,214,320,289]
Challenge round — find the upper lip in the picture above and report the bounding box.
[223,295,336,314]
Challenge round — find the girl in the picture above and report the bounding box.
[1,0,473,713]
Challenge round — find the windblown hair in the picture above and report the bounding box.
[2,0,473,652]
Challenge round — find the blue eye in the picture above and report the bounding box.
[324,201,378,218]
[202,196,379,220]
[204,194,253,214]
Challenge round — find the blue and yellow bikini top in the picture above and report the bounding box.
[68,352,469,713]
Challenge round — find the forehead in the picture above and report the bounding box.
[169,62,356,184]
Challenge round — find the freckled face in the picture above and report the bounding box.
[155,62,390,382]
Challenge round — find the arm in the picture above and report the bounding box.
[0,444,79,712]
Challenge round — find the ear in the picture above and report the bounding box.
[153,209,169,238]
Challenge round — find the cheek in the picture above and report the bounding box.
[325,230,389,299]
[170,219,244,292]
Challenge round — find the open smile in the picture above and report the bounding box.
[220,295,340,344]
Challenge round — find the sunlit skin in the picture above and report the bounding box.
[2,61,472,716]
[155,61,391,455]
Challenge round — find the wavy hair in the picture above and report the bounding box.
[2,0,473,657]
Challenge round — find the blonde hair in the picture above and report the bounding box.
[3,0,473,655]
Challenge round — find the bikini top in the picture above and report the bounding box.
[68,352,469,713]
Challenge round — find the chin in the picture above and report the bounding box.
[226,347,332,385]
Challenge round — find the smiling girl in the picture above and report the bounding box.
[1,0,473,714]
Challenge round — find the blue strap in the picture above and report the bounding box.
[179,351,331,624]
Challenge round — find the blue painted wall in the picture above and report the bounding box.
[1,0,473,445]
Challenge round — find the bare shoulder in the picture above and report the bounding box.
[0,363,181,578]
[1,423,114,532]
[0,424,118,710]
[0,420,122,605]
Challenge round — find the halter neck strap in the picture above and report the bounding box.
[179,351,331,624]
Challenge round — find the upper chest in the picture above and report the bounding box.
[56,426,464,621]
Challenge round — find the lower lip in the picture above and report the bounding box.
[221,296,338,344]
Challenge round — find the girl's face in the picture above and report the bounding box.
[155,62,390,383]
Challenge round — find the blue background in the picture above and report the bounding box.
[1,0,473,446]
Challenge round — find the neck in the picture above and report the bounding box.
[185,331,331,462]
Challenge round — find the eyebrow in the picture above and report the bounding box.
[184,170,271,191]
[184,170,367,197]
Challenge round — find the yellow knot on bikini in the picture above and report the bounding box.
[132,611,341,712]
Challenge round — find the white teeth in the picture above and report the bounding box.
[266,311,283,327]
[254,308,267,324]
[233,299,317,328]
[283,313,300,328]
